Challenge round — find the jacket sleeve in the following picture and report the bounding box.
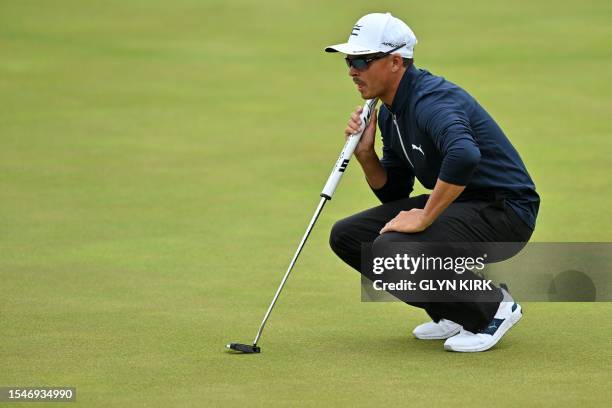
[415,93,481,186]
[371,107,415,203]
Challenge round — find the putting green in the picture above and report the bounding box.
[1,0,610,406]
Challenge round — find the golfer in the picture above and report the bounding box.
[326,12,540,352]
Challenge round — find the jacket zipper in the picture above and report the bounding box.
[392,114,414,168]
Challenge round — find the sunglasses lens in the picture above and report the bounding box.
[353,59,368,70]
[346,58,368,70]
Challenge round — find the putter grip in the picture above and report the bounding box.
[320,98,379,199]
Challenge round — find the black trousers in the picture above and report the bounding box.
[329,194,534,332]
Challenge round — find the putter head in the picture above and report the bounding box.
[226,343,261,354]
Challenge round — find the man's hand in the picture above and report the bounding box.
[380,208,433,234]
[345,106,378,159]
[379,179,466,234]
[344,106,386,189]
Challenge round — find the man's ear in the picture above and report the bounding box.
[390,54,403,72]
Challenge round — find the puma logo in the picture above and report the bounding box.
[411,144,425,156]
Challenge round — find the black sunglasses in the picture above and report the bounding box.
[345,43,406,70]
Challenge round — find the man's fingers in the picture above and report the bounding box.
[345,125,360,136]
[380,225,393,234]
[369,109,377,130]
[380,220,396,234]
[347,120,361,131]
[380,211,401,233]
[368,108,377,128]
[349,118,362,133]
[345,105,376,140]
[345,106,369,138]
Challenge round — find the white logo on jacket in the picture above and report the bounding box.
[411,144,425,156]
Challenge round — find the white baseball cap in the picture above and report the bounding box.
[325,12,417,58]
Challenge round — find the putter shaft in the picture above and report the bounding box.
[252,196,328,346]
[246,99,378,350]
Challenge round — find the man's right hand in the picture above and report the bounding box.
[345,106,378,160]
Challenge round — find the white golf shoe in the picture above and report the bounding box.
[412,319,462,340]
[444,290,522,352]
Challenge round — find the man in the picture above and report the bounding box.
[325,12,540,352]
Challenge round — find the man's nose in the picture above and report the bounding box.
[348,65,359,77]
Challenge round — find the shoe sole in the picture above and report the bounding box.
[444,304,522,352]
[413,326,462,340]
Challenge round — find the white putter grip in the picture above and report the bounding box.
[320,98,379,199]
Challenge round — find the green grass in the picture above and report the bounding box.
[1,0,611,406]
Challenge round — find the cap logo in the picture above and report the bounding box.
[350,24,362,37]
[382,41,404,48]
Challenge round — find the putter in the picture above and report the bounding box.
[226,98,379,354]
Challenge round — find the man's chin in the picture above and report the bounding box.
[357,89,374,99]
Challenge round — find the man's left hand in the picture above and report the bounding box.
[379,209,433,234]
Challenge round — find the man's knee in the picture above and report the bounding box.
[372,231,418,250]
[329,217,358,256]
[372,232,430,261]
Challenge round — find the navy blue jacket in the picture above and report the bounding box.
[374,65,540,229]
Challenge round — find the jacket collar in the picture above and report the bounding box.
[387,64,420,115]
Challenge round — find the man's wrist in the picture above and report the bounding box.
[355,150,378,163]
[420,211,436,227]
[421,203,441,227]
